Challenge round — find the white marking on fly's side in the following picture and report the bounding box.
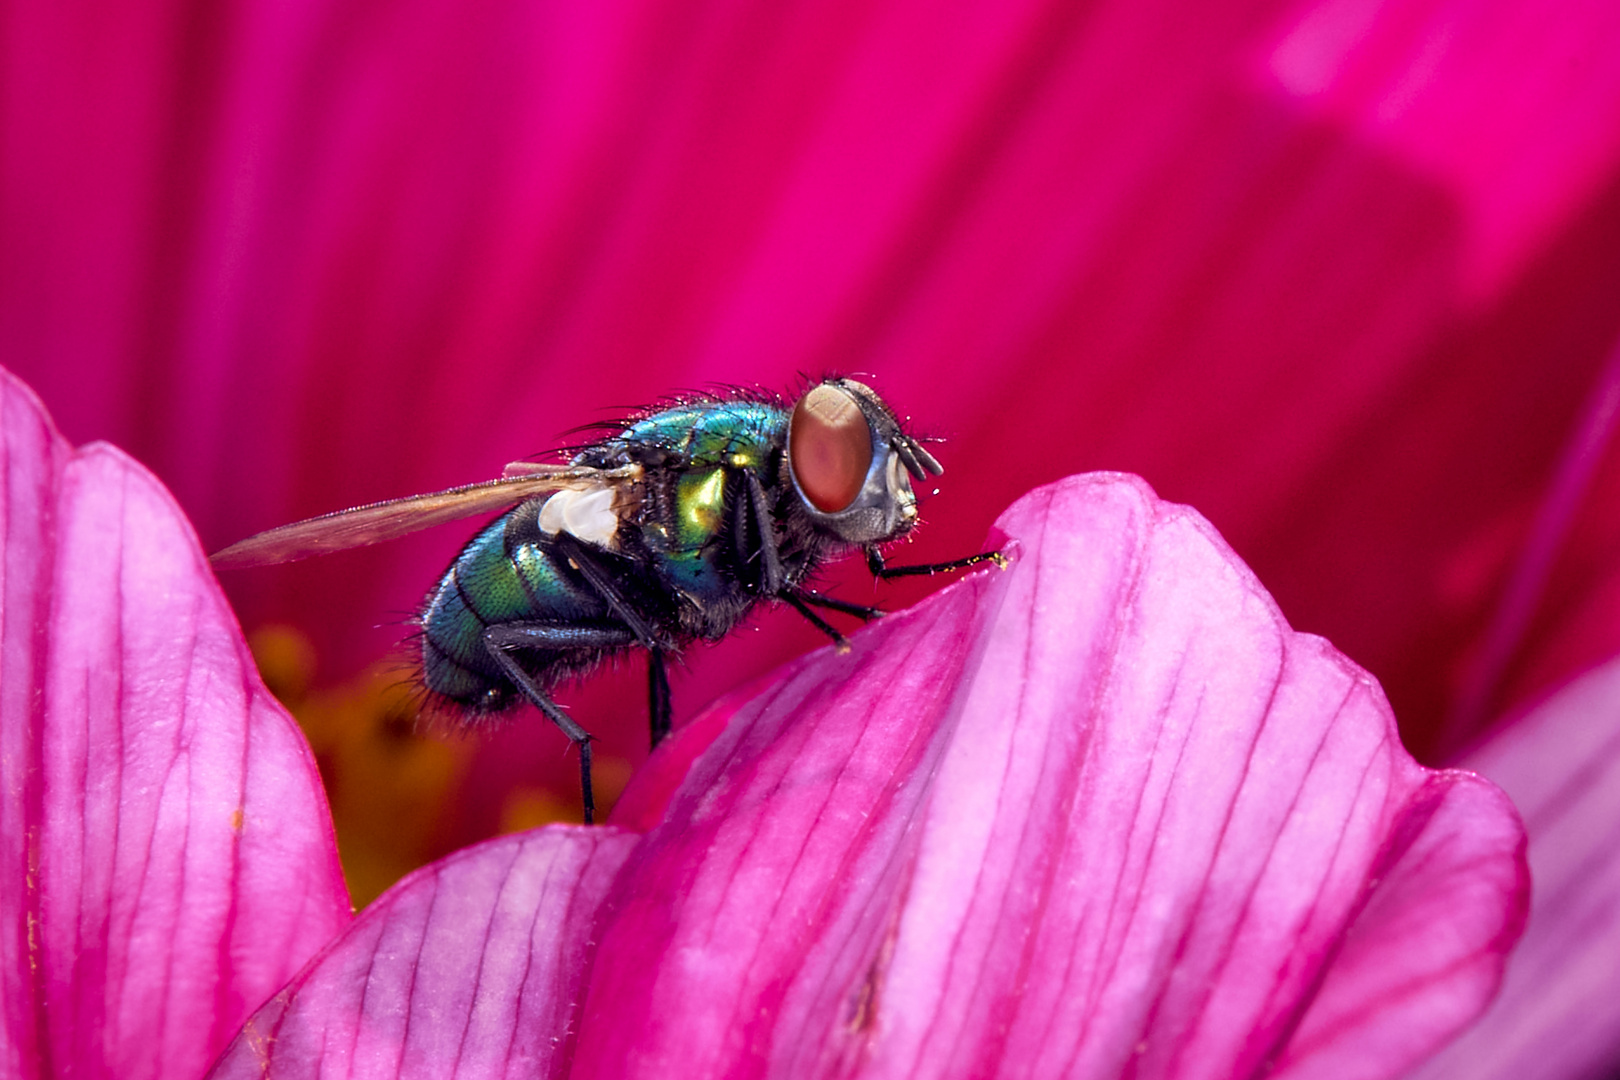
[538,487,619,546]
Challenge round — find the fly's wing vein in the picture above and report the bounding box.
[211,464,643,569]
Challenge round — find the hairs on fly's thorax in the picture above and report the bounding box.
[547,383,792,457]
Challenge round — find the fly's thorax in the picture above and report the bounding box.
[673,467,727,549]
[634,464,744,605]
[622,464,727,559]
[582,403,794,606]
[785,379,940,545]
[608,400,790,470]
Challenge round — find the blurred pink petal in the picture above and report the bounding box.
[206,828,636,1080]
[1441,331,1620,752]
[564,475,1525,1078]
[0,368,352,1079]
[1409,655,1620,1080]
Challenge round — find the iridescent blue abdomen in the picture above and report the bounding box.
[420,501,614,709]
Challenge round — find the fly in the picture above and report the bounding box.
[213,377,1004,822]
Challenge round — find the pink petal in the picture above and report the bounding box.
[1408,655,1620,1080]
[206,827,637,1080]
[0,368,351,1080]
[572,475,1525,1079]
[1271,772,1527,1079]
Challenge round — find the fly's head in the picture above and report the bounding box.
[784,378,943,545]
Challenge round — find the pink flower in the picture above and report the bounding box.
[4,0,1620,1074]
[1410,647,1620,1079]
[0,364,1525,1077]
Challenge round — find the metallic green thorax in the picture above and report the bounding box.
[610,400,788,600]
[420,398,793,710]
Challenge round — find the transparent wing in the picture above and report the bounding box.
[211,463,642,569]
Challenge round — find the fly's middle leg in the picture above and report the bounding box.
[548,533,675,750]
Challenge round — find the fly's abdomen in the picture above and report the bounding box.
[419,503,609,709]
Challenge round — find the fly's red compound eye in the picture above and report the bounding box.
[789,384,873,513]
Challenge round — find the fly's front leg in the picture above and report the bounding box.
[865,545,1007,580]
[733,467,850,649]
[734,465,877,651]
[732,467,785,595]
[483,622,638,824]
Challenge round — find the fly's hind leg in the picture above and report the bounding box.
[483,622,638,824]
